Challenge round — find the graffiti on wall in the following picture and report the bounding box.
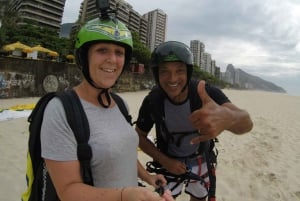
[0,57,84,98]
[0,71,81,98]
[0,71,36,98]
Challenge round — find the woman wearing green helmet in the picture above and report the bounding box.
[40,15,175,201]
[75,17,133,107]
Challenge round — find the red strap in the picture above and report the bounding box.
[209,196,216,201]
[197,157,202,175]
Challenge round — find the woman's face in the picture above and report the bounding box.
[158,61,188,102]
[87,42,125,89]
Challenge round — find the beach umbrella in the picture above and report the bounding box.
[23,48,33,53]
[3,45,14,51]
[66,54,75,63]
[31,45,52,53]
[2,41,32,52]
[48,51,59,57]
[66,54,75,60]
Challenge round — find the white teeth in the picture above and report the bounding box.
[102,68,115,73]
[168,83,178,87]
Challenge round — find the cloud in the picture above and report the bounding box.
[63,0,300,95]
[164,0,300,84]
[62,0,81,23]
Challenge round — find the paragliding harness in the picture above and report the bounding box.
[145,80,218,201]
[21,89,132,201]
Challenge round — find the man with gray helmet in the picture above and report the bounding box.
[135,41,253,201]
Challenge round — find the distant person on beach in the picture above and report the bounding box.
[39,16,174,201]
[135,41,253,201]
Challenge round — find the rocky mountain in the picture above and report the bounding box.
[224,64,286,93]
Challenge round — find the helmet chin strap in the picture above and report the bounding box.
[80,48,126,108]
[87,76,112,108]
[97,89,111,108]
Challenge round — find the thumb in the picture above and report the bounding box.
[198,80,213,104]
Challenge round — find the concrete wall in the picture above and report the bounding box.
[0,57,82,98]
[0,57,154,98]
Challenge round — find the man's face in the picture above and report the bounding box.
[158,61,188,102]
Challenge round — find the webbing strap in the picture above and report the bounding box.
[111,92,132,125]
[57,90,93,186]
[146,161,207,185]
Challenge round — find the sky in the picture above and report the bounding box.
[62,0,300,96]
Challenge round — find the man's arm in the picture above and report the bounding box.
[221,102,253,134]
[189,80,253,144]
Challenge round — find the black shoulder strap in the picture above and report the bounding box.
[146,87,169,152]
[189,80,202,111]
[111,92,133,125]
[28,92,57,173]
[56,90,93,186]
[26,91,93,201]
[189,80,217,200]
[27,92,59,201]
[148,86,165,123]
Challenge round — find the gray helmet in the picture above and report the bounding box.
[151,41,194,83]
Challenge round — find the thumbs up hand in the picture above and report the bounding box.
[189,80,233,144]
[198,80,216,106]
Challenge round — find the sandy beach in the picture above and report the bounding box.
[1,89,300,201]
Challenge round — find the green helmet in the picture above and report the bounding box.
[75,18,133,78]
[151,41,194,83]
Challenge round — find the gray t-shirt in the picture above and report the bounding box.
[41,97,139,188]
[164,99,200,159]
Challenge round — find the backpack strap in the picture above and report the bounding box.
[111,92,133,125]
[27,92,57,173]
[205,140,217,201]
[148,83,206,154]
[189,80,201,110]
[189,80,217,200]
[57,90,93,186]
[147,87,168,153]
[189,80,211,154]
[24,91,93,201]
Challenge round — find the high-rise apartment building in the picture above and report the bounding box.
[75,1,167,50]
[0,0,6,19]
[202,52,212,73]
[215,66,221,79]
[143,9,167,51]
[9,0,66,33]
[78,0,148,45]
[211,59,216,75]
[190,40,205,69]
[138,17,148,45]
